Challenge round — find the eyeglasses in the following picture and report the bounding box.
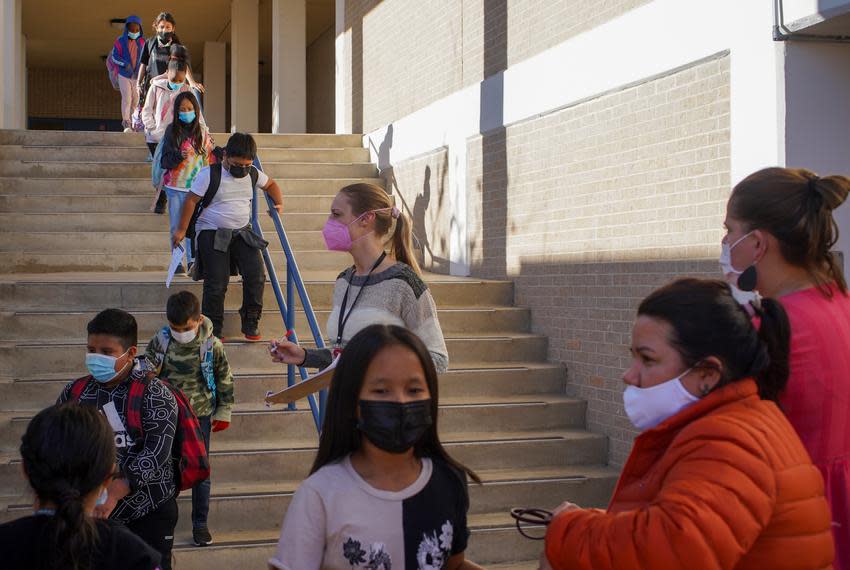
[509,507,553,540]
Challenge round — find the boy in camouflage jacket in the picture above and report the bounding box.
[145,290,233,547]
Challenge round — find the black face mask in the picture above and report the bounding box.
[228,163,250,178]
[357,399,433,454]
[158,31,173,43]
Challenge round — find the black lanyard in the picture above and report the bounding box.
[336,252,387,347]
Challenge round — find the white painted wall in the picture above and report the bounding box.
[272,0,306,133]
[361,0,785,275]
[231,0,259,133]
[783,41,850,272]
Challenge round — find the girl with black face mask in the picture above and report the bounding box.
[269,325,483,570]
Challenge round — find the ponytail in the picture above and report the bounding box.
[751,298,791,402]
[20,404,116,570]
[339,183,423,275]
[390,211,421,275]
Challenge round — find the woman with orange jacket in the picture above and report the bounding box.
[542,278,834,570]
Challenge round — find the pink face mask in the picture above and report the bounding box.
[322,208,399,252]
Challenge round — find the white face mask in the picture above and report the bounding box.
[719,232,760,306]
[623,368,699,431]
[170,327,198,344]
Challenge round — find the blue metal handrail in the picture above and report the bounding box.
[250,156,328,432]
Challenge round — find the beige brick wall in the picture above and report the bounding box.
[466,54,731,465]
[344,0,650,132]
[382,148,453,274]
[28,68,122,120]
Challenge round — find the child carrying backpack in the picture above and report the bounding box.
[144,291,234,547]
[58,309,209,570]
[107,15,145,132]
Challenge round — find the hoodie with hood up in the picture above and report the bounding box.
[110,16,145,79]
[144,316,234,422]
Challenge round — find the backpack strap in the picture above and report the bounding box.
[154,326,171,375]
[200,338,216,398]
[125,373,152,444]
[203,163,223,208]
[68,376,93,401]
[249,165,259,190]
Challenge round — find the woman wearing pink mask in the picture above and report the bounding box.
[721,167,850,567]
[270,183,448,372]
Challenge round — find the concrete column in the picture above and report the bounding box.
[18,29,26,128]
[335,0,348,134]
[271,0,306,133]
[230,0,259,132]
[203,42,227,133]
[0,0,23,129]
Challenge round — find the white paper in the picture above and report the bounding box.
[165,245,184,288]
[102,401,126,433]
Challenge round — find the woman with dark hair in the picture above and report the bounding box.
[722,167,850,567]
[542,279,833,570]
[0,404,160,569]
[269,324,483,570]
[153,92,215,273]
[142,45,207,215]
[269,182,449,372]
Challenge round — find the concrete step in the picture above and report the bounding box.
[0,306,531,341]
[0,160,377,179]
[0,363,564,412]
[0,145,370,163]
[0,130,365,148]
[0,177,383,195]
[0,212,328,232]
[0,334,548,378]
[0,427,605,499]
[0,193,334,214]
[0,249,348,273]
[0,230,328,253]
[0,273,514,310]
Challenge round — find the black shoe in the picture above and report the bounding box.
[242,322,261,341]
[154,191,167,214]
[192,526,212,547]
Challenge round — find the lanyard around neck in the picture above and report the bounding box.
[336,252,387,347]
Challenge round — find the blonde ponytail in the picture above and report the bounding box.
[390,211,421,275]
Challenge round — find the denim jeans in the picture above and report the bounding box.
[164,186,194,264]
[192,415,212,528]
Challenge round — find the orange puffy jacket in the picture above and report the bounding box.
[545,379,834,570]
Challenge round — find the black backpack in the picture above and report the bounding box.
[186,161,259,239]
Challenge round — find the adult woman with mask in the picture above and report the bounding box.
[0,403,161,569]
[541,278,834,570]
[269,183,449,373]
[721,167,850,568]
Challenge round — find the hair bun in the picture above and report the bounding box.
[811,174,850,212]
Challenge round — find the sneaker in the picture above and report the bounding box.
[123,127,133,133]
[153,203,166,214]
[192,526,213,547]
[186,262,195,277]
[242,322,261,341]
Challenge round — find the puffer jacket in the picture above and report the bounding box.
[545,379,834,570]
[141,75,206,143]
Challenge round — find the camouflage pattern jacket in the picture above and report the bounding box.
[145,316,234,421]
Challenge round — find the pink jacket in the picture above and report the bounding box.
[141,75,206,144]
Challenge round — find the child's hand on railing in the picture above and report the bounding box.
[268,203,284,217]
[269,338,306,366]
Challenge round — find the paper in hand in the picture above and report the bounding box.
[166,245,184,288]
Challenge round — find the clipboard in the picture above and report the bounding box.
[264,355,339,405]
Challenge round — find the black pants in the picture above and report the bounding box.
[126,497,178,570]
[197,229,265,337]
[147,142,167,210]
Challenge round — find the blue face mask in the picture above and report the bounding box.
[128,31,141,40]
[178,110,196,124]
[168,80,184,91]
[85,350,130,383]
[96,488,108,506]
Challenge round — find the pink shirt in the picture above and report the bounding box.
[779,283,850,568]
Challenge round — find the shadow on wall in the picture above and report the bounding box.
[512,255,721,466]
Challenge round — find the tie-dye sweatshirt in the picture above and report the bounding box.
[160,127,217,191]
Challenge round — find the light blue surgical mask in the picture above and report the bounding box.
[96,488,108,506]
[85,350,130,383]
[178,110,196,124]
[128,31,141,40]
[168,80,184,91]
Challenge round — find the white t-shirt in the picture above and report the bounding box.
[190,165,270,232]
[269,456,470,570]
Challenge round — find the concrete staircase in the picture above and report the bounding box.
[0,130,617,569]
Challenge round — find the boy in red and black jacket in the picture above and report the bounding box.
[57,309,179,570]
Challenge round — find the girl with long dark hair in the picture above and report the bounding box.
[0,404,160,569]
[269,325,483,570]
[153,91,215,272]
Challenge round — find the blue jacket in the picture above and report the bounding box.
[110,15,145,79]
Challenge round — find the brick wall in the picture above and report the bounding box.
[344,0,650,133]
[466,54,731,465]
[28,68,122,120]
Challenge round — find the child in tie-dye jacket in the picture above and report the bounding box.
[144,290,232,547]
